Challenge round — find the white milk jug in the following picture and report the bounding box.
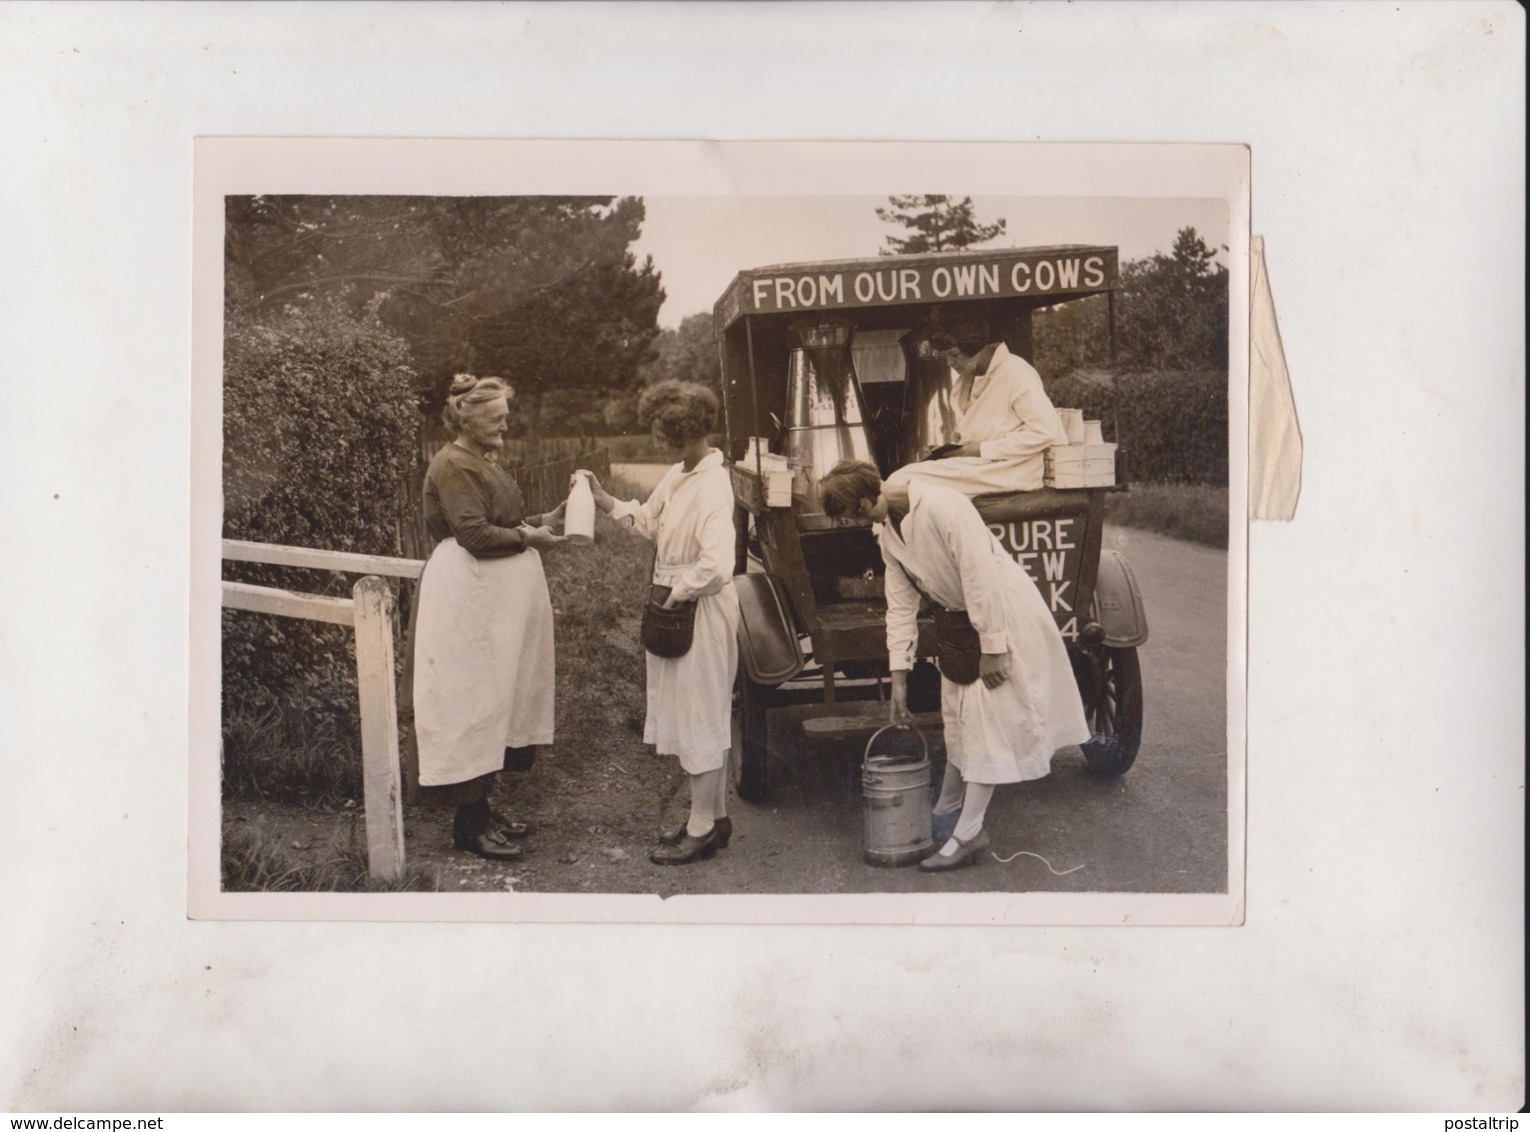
[1058,408,1086,445]
[565,471,596,544]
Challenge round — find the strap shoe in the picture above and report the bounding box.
[918,828,990,872]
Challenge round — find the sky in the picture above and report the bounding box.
[632,195,1230,328]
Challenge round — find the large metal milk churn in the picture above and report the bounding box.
[904,339,961,461]
[782,320,875,529]
[861,724,934,867]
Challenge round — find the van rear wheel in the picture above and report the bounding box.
[1078,646,1143,777]
[731,672,771,802]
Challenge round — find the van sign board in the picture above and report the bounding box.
[716,245,1119,328]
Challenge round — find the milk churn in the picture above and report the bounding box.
[861,723,934,867]
[904,340,960,461]
[782,320,875,529]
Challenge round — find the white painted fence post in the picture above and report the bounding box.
[352,575,406,881]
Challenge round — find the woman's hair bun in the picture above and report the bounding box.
[448,373,479,397]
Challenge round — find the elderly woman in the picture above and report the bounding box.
[413,374,566,860]
[883,311,1068,506]
[819,460,1090,871]
[580,381,741,866]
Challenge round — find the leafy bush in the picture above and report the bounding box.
[222,690,363,803]
[1048,369,1227,487]
[222,298,420,772]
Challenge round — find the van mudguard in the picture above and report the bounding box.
[734,572,806,686]
[1092,549,1149,648]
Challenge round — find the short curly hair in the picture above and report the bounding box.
[639,380,718,446]
[819,460,883,520]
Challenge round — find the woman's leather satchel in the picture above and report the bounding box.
[641,583,696,659]
[932,606,982,686]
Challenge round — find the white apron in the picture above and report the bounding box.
[880,480,1089,784]
[413,538,555,786]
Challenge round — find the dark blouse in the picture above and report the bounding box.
[421,442,528,558]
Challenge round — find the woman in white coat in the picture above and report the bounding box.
[819,460,1090,872]
[882,310,1068,506]
[581,381,741,866]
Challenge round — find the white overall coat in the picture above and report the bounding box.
[612,450,741,773]
[886,343,1068,497]
[879,479,1090,784]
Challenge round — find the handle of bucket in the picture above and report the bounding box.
[864,722,928,769]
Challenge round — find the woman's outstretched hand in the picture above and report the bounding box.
[537,501,566,535]
[521,524,568,550]
[572,469,617,514]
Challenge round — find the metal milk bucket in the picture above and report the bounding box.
[861,723,934,868]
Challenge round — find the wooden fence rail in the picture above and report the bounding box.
[222,541,426,882]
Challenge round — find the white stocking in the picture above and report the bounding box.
[712,760,729,820]
[687,768,722,838]
[940,782,995,855]
[933,763,965,816]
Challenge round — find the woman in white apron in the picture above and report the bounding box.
[413,375,566,860]
[820,460,1090,872]
[581,381,741,866]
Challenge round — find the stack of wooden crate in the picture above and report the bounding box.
[1045,439,1117,488]
[742,438,794,506]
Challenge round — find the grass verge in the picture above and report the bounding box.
[1103,482,1228,548]
[222,692,363,805]
[222,820,440,892]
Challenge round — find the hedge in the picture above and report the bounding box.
[222,300,420,739]
[1046,368,1228,486]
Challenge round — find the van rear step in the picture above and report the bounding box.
[799,711,943,739]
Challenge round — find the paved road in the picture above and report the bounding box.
[610,462,671,496]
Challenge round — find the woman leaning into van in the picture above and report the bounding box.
[818,459,1090,872]
[578,381,741,866]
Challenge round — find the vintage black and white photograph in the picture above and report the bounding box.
[193,140,1248,923]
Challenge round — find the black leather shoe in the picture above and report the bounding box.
[659,816,731,848]
[453,812,526,855]
[488,807,531,839]
[459,830,525,861]
[650,827,720,865]
[918,829,990,872]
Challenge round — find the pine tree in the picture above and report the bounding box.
[874,195,1006,254]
